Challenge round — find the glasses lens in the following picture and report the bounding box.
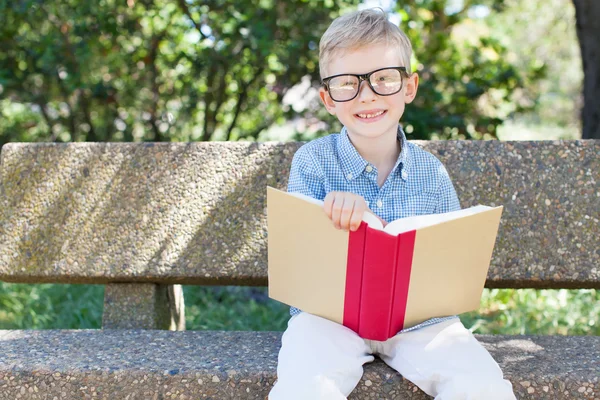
[328,75,359,101]
[370,68,402,95]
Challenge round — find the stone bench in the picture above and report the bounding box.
[0,140,598,399]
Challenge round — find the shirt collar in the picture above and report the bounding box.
[337,126,411,182]
[396,126,411,181]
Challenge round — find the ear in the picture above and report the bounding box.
[319,87,337,115]
[403,72,419,104]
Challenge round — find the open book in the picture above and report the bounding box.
[267,186,503,341]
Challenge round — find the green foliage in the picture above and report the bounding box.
[483,0,582,130]
[0,0,358,144]
[0,282,103,329]
[1,282,598,335]
[0,0,557,143]
[396,0,544,140]
[184,286,290,331]
[462,288,600,335]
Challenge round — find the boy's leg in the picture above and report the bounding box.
[377,318,516,400]
[268,312,374,400]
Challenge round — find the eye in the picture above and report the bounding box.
[377,75,395,82]
[371,69,402,84]
[330,77,358,90]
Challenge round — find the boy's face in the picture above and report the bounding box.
[319,44,418,142]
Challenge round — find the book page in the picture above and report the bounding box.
[402,205,503,329]
[289,192,384,230]
[267,187,349,324]
[383,205,493,235]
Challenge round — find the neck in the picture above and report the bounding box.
[347,129,401,170]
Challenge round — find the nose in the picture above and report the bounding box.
[357,80,377,102]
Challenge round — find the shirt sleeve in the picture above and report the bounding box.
[434,163,461,213]
[287,145,326,201]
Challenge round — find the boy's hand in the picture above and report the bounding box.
[323,192,368,231]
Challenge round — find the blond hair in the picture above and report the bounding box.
[319,8,412,78]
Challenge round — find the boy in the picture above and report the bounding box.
[268,8,516,400]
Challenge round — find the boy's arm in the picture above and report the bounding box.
[287,146,326,200]
[434,164,461,213]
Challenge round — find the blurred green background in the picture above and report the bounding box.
[0,0,596,335]
[0,0,584,143]
[1,283,598,335]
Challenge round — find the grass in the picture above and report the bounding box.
[0,282,598,335]
[0,282,103,329]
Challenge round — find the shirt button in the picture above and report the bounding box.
[346,173,353,180]
[365,165,373,172]
[377,200,383,208]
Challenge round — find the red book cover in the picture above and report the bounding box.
[344,226,416,341]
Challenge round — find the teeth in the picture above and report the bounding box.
[357,111,384,119]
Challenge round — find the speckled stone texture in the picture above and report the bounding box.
[1,141,597,288]
[102,283,185,330]
[0,330,597,399]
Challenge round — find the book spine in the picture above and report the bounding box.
[356,227,398,341]
[343,221,367,333]
[388,230,416,338]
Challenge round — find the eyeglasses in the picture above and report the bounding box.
[321,67,409,102]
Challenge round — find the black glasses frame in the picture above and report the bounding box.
[321,66,409,102]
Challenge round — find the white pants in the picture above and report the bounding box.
[269,313,516,400]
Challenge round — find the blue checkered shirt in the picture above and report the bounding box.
[287,126,461,335]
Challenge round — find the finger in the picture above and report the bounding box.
[339,198,355,231]
[349,197,368,231]
[323,192,335,219]
[331,194,345,229]
[349,201,365,231]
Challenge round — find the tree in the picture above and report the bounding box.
[474,0,582,139]
[0,0,359,144]
[572,0,600,139]
[0,0,544,143]
[395,0,541,140]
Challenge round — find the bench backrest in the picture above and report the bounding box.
[1,141,598,289]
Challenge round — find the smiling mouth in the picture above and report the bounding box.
[355,110,386,119]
